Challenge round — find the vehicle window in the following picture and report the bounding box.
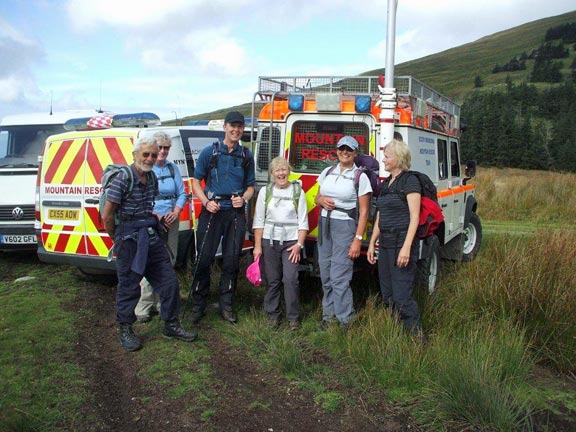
[0,131,7,158]
[256,126,281,171]
[289,121,369,173]
[0,124,65,167]
[437,138,448,180]
[450,140,460,177]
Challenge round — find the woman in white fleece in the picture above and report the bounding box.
[252,157,308,331]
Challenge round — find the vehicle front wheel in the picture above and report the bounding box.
[462,212,482,262]
[415,235,441,295]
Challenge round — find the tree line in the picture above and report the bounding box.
[461,79,576,172]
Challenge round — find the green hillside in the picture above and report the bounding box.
[366,10,576,101]
[175,10,576,124]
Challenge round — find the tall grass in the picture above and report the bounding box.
[474,167,576,224]
[428,321,534,431]
[442,230,576,372]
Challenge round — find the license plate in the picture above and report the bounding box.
[0,235,37,244]
[48,209,80,221]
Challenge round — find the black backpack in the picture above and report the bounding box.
[207,141,251,189]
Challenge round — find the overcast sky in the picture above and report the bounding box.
[0,0,574,121]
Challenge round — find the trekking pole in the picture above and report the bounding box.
[181,207,215,321]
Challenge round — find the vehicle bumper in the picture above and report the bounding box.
[37,242,116,273]
[0,225,38,251]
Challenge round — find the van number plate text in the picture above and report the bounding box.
[0,235,37,244]
[48,209,80,221]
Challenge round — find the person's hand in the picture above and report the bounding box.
[367,244,376,265]
[232,195,245,208]
[317,196,335,211]
[163,210,179,227]
[397,245,410,268]
[348,238,361,259]
[253,246,262,260]
[205,200,220,213]
[288,243,302,264]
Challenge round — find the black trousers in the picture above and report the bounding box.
[191,207,246,312]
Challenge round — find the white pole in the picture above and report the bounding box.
[377,0,398,176]
[385,0,397,87]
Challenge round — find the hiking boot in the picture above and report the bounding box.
[317,320,330,332]
[289,321,301,331]
[119,324,142,352]
[163,321,198,342]
[221,309,237,324]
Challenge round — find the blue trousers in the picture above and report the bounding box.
[115,237,179,324]
[191,207,245,313]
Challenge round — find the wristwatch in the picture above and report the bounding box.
[354,235,363,241]
[296,242,304,248]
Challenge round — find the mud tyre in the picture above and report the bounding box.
[415,235,441,295]
[462,212,482,262]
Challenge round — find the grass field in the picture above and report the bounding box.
[1,167,576,431]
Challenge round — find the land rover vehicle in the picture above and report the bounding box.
[248,75,481,292]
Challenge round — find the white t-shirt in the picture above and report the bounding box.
[252,182,309,241]
[317,164,372,221]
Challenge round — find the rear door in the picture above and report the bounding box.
[39,130,136,259]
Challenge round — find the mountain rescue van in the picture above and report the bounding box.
[249,75,482,291]
[35,113,228,274]
[0,110,104,251]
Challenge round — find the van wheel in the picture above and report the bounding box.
[415,235,441,295]
[462,212,482,262]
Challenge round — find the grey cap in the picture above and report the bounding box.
[336,135,359,150]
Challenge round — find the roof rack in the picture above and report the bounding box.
[258,76,459,116]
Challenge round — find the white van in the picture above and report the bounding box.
[35,113,229,274]
[0,110,105,251]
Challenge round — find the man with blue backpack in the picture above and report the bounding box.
[190,111,256,324]
[102,136,197,352]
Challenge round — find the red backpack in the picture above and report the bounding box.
[396,171,444,238]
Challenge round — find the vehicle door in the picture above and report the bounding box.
[39,130,135,258]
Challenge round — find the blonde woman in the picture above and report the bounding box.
[367,138,422,335]
[252,157,308,330]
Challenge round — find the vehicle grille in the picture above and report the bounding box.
[0,205,35,222]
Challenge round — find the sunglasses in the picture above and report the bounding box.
[142,152,158,159]
[159,145,171,150]
[337,146,355,152]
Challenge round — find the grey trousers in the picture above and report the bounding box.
[262,240,300,322]
[317,216,356,324]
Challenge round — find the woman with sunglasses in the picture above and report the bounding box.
[314,136,372,330]
[135,131,187,323]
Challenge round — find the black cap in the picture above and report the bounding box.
[224,111,245,124]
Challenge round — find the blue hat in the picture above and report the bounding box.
[224,111,245,124]
[337,136,359,151]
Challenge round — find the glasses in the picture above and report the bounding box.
[142,152,158,159]
[337,146,355,153]
[159,145,171,150]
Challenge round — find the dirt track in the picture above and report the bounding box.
[70,278,419,432]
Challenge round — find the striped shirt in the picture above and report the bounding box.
[107,164,157,221]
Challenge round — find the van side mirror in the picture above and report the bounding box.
[464,160,477,182]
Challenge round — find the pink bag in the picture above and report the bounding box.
[246,255,262,286]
